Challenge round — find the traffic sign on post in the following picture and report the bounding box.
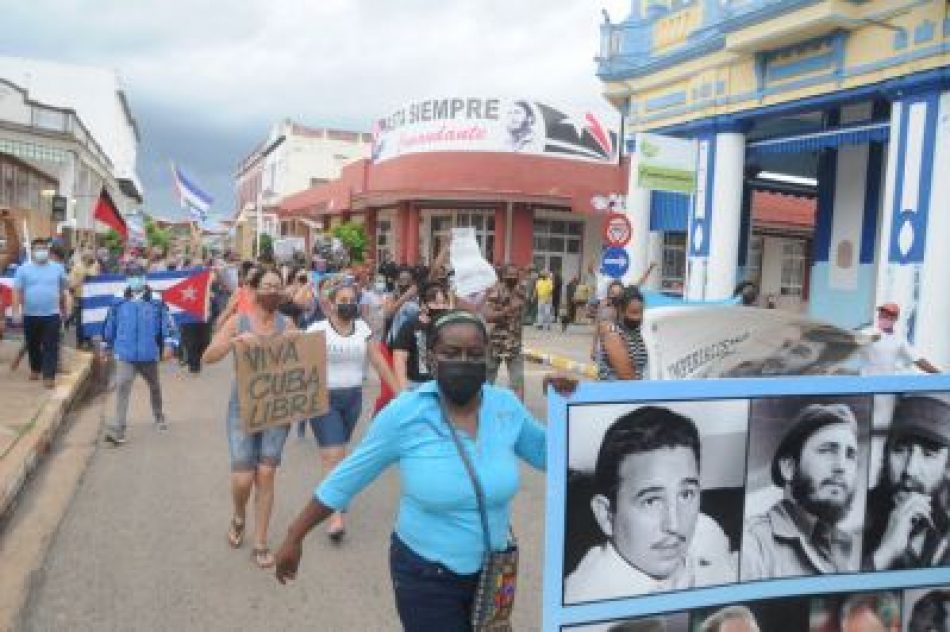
[600,247,630,279]
[602,213,632,248]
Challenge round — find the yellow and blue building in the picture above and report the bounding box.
[599,0,950,366]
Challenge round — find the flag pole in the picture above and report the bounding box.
[255,187,263,260]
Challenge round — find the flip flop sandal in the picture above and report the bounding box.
[227,516,245,549]
[252,546,275,569]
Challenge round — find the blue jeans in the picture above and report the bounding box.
[389,533,478,632]
[309,386,363,447]
[24,314,61,380]
[225,388,290,471]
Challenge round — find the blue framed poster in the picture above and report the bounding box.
[544,375,950,631]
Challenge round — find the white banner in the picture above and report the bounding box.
[372,97,618,164]
[643,306,869,379]
[449,227,497,297]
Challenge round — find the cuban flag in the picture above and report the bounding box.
[80,269,213,339]
[171,164,213,222]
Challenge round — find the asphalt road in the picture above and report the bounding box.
[21,357,555,631]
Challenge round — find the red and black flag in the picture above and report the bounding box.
[93,187,127,239]
[536,103,617,162]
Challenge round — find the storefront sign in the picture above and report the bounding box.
[544,374,950,631]
[636,132,698,193]
[602,213,632,248]
[372,97,618,164]
[600,247,629,279]
[235,332,328,434]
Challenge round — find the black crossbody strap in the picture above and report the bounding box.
[438,399,493,557]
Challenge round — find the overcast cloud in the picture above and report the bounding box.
[2,0,628,219]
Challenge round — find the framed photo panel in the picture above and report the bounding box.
[544,375,950,631]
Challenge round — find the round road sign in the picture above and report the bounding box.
[600,247,630,279]
[603,213,632,248]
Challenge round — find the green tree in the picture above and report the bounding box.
[332,222,368,263]
[144,217,171,252]
[258,233,274,259]
[103,229,124,256]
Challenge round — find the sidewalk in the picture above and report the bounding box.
[0,340,93,522]
[522,323,598,379]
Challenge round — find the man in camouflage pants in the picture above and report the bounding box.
[482,264,527,401]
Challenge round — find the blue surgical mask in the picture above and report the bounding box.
[33,248,49,263]
[374,281,386,293]
[128,277,145,292]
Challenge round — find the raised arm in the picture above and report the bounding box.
[202,314,239,365]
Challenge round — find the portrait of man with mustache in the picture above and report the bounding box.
[742,403,863,580]
[564,406,737,603]
[863,394,950,571]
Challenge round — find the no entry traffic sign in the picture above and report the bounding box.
[602,213,632,248]
[600,247,630,279]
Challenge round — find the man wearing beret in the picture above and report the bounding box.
[863,394,950,570]
[742,403,861,579]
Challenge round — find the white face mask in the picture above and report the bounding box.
[374,281,386,293]
[33,248,50,263]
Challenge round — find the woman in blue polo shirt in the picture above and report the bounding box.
[274,310,575,630]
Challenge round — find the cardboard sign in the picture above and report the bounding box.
[544,374,950,631]
[235,331,328,434]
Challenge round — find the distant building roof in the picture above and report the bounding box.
[752,190,816,232]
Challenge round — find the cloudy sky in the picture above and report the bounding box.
[3,0,629,219]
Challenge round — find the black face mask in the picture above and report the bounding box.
[337,303,358,320]
[622,318,642,330]
[504,278,518,289]
[435,360,486,406]
[611,297,623,307]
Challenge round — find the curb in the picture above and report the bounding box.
[523,347,598,379]
[0,349,94,522]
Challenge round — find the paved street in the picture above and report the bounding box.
[20,355,559,631]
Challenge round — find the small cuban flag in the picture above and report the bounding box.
[80,269,213,339]
[171,163,213,222]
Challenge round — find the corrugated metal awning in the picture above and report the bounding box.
[650,190,689,232]
[747,122,889,156]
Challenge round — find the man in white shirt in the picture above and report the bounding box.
[860,302,939,376]
[564,406,736,603]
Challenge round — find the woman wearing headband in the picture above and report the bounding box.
[275,309,575,629]
[304,277,399,541]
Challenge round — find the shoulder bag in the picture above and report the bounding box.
[440,402,518,632]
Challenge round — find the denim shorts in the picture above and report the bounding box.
[389,533,478,632]
[226,392,290,471]
[309,386,363,447]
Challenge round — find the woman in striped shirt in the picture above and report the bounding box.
[597,285,649,381]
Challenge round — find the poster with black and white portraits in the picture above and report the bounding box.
[543,375,950,631]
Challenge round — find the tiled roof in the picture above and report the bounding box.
[752,190,815,228]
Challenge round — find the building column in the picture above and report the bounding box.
[808,142,884,328]
[876,90,950,367]
[493,204,507,266]
[623,169,652,288]
[394,201,410,264]
[364,208,377,267]
[405,202,421,265]
[509,204,533,267]
[686,131,745,300]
